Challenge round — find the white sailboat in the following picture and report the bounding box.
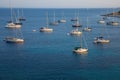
[58,11,66,23]
[107,21,119,26]
[40,12,53,32]
[4,28,24,43]
[50,11,58,26]
[69,28,82,35]
[83,27,92,32]
[4,37,24,43]
[94,24,110,44]
[83,17,92,32]
[93,36,110,44]
[106,8,119,26]
[73,34,88,54]
[98,19,105,24]
[6,22,21,28]
[98,16,105,24]
[5,0,21,28]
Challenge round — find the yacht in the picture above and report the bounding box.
[98,19,105,24]
[107,21,119,26]
[40,12,53,32]
[40,27,53,32]
[6,21,21,28]
[73,33,88,54]
[93,36,110,44]
[73,47,88,53]
[72,16,82,27]
[50,11,58,26]
[83,27,92,32]
[4,37,24,43]
[70,29,82,35]
[58,11,66,23]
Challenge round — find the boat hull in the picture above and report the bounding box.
[40,27,53,32]
[58,20,66,23]
[73,48,88,54]
[98,20,105,24]
[50,22,58,26]
[83,27,92,32]
[70,31,82,35]
[94,39,110,44]
[5,23,21,28]
[4,37,24,43]
[72,24,82,27]
[107,21,119,26]
[71,18,78,21]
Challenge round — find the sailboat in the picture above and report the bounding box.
[83,17,92,32]
[50,11,58,26]
[106,8,119,26]
[15,9,23,25]
[83,27,92,32]
[107,21,119,26]
[71,10,78,21]
[72,16,82,27]
[4,28,24,43]
[4,37,24,43]
[18,8,26,21]
[93,24,110,44]
[58,11,66,23]
[6,17,22,28]
[5,6,21,28]
[71,18,78,21]
[73,33,88,54]
[40,12,53,32]
[98,17,105,24]
[69,28,82,35]
[93,36,110,44]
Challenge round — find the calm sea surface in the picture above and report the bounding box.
[0,8,120,80]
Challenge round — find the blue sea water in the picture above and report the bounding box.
[0,8,120,80]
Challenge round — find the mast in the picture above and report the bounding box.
[112,8,115,21]
[17,9,20,23]
[9,0,13,22]
[80,34,82,48]
[21,8,24,18]
[86,17,89,27]
[76,16,79,24]
[62,11,64,19]
[77,10,80,24]
[19,28,24,39]
[46,12,48,28]
[53,11,56,22]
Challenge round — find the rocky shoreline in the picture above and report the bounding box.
[101,11,120,17]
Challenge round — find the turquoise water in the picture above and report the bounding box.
[0,8,120,80]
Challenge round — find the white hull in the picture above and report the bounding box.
[40,27,53,32]
[70,30,82,35]
[50,22,58,26]
[73,48,88,53]
[5,22,21,28]
[98,20,105,24]
[4,37,24,43]
[32,30,36,32]
[83,27,92,32]
[112,22,119,26]
[94,39,110,44]
[107,21,119,26]
[58,19,66,23]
